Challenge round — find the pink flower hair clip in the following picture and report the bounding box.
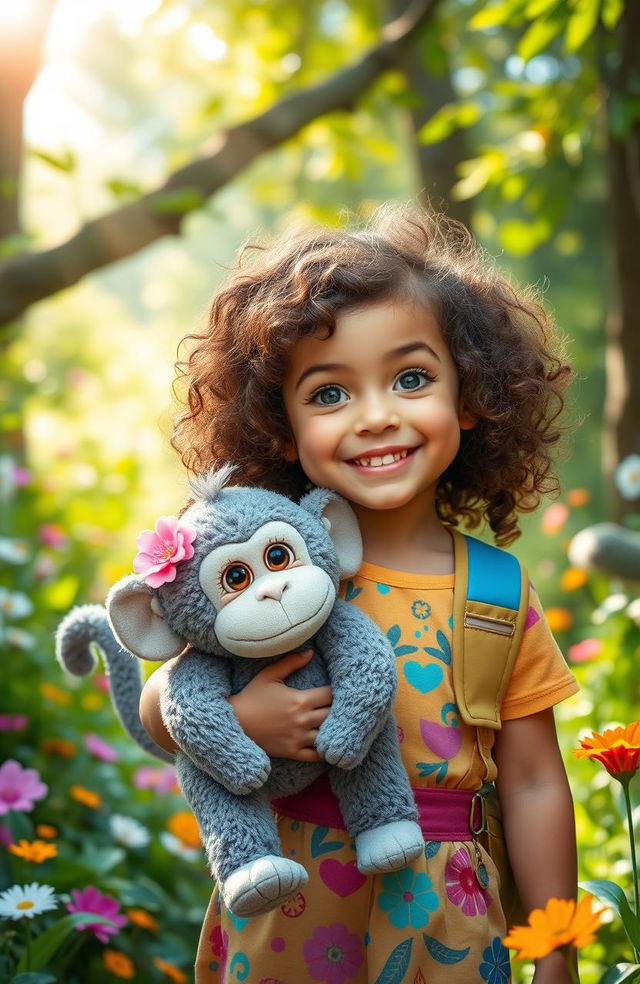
[133,516,196,588]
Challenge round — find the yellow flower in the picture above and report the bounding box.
[503,895,606,959]
[127,908,158,932]
[69,784,102,809]
[166,810,201,849]
[152,956,188,982]
[560,568,588,591]
[35,824,58,840]
[103,949,135,979]
[40,683,71,706]
[545,607,573,632]
[9,839,58,863]
[40,737,76,758]
[81,694,104,711]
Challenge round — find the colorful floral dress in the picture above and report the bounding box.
[194,562,579,984]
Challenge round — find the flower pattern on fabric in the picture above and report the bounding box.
[411,600,431,620]
[378,869,439,929]
[303,923,364,984]
[479,937,511,983]
[209,925,229,979]
[445,848,491,916]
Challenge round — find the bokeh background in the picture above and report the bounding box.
[1,0,639,980]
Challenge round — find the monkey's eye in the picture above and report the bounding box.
[221,563,253,593]
[264,543,294,571]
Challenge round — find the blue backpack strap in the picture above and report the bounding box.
[451,531,529,729]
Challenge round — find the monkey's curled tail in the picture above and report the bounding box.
[55,605,174,764]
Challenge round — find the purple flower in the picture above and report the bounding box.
[65,886,127,942]
[132,765,178,794]
[0,714,29,732]
[0,760,47,815]
[303,923,364,984]
[84,734,119,763]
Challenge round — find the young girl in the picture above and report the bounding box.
[140,204,579,983]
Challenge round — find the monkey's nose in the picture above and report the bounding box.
[254,576,288,602]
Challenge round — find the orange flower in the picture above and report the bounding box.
[545,607,573,632]
[103,949,135,979]
[152,956,188,983]
[40,683,71,706]
[69,784,102,808]
[503,895,606,959]
[40,737,76,758]
[560,568,588,591]
[9,839,58,863]
[567,488,590,507]
[574,721,640,780]
[167,810,201,849]
[35,824,58,840]
[127,908,158,932]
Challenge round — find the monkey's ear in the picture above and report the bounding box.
[107,575,187,661]
[299,488,363,578]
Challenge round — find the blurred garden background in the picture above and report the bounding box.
[0,0,639,980]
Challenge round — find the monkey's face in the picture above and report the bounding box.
[198,521,336,658]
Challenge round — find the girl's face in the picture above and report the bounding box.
[282,299,475,515]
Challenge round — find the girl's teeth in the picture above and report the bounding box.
[356,450,409,467]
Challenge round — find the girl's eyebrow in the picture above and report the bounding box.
[294,341,441,391]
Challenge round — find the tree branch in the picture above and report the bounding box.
[0,0,437,329]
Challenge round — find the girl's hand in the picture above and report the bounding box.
[229,649,332,761]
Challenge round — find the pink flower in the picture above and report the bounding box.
[303,923,364,984]
[65,886,127,942]
[94,675,110,693]
[133,516,196,588]
[540,502,569,535]
[445,847,491,916]
[209,925,229,978]
[132,765,178,794]
[0,715,29,732]
[0,824,14,848]
[568,638,603,663]
[84,734,119,763]
[0,760,47,815]
[38,524,68,549]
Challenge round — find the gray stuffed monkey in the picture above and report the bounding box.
[56,467,423,916]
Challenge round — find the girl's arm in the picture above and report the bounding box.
[139,649,331,762]
[493,707,578,984]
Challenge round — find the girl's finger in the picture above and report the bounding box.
[260,649,314,680]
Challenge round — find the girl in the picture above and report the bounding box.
[140,204,579,983]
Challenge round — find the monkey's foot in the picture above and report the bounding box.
[356,820,424,874]
[222,856,308,917]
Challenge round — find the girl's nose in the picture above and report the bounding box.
[354,393,401,434]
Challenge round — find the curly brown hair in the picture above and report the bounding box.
[172,203,572,545]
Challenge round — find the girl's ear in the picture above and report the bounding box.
[458,401,477,431]
[282,440,298,462]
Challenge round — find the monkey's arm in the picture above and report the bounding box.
[161,650,271,795]
[313,599,397,768]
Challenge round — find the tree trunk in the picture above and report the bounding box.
[603,1,640,515]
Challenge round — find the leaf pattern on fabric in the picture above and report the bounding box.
[311,825,345,858]
[372,937,413,984]
[344,580,363,602]
[424,840,442,860]
[422,934,470,964]
[387,624,419,658]
[423,630,451,665]
[415,761,449,783]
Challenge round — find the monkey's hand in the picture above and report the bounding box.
[313,600,397,766]
[161,651,272,795]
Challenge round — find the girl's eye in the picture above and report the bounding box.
[264,543,295,571]
[311,385,348,406]
[393,368,433,392]
[222,563,253,592]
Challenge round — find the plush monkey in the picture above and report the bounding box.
[56,468,423,916]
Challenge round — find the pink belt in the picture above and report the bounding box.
[272,775,483,841]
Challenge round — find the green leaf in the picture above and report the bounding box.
[10,973,58,983]
[517,15,564,61]
[601,0,624,29]
[598,965,640,984]
[565,0,600,52]
[525,0,561,16]
[498,217,552,255]
[28,148,76,173]
[418,103,481,145]
[468,2,517,30]
[16,914,116,973]
[150,187,206,216]
[580,879,640,948]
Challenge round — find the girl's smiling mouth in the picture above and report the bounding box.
[347,446,419,472]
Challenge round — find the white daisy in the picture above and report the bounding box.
[0,539,29,564]
[2,627,36,650]
[109,813,151,848]
[0,882,58,920]
[0,588,34,619]
[615,454,640,500]
[159,832,201,862]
